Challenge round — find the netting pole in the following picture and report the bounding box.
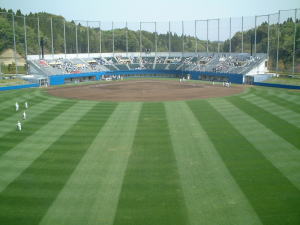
[267,14,270,68]
[99,21,101,56]
[87,21,90,56]
[206,20,209,54]
[50,17,54,58]
[112,21,115,56]
[37,16,41,58]
[75,22,78,56]
[254,16,257,55]
[155,22,157,57]
[276,11,280,74]
[218,18,220,53]
[195,20,197,55]
[63,20,66,57]
[169,21,171,56]
[182,21,184,58]
[12,14,18,74]
[126,21,128,56]
[139,22,142,57]
[292,9,297,75]
[229,17,232,53]
[241,16,244,53]
[23,16,28,65]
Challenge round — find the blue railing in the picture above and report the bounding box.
[254,82,300,89]
[0,83,39,91]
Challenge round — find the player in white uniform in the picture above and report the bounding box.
[25,101,28,109]
[16,121,22,131]
[15,102,19,111]
[23,111,26,120]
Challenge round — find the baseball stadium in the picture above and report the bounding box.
[0,1,300,224]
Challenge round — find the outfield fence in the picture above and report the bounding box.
[253,82,300,89]
[0,83,39,91]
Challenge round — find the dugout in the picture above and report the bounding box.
[64,75,96,84]
[200,74,228,82]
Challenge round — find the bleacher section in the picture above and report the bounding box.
[27,52,267,76]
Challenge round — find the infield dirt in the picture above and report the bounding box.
[48,80,245,101]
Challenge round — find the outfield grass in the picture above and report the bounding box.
[0,84,299,225]
[264,77,300,86]
[0,78,29,87]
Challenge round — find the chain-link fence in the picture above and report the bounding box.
[0,9,299,75]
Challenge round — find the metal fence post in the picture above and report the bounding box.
[182,21,184,57]
[254,16,257,55]
[206,20,209,54]
[37,16,41,58]
[155,22,157,56]
[218,18,220,53]
[267,14,270,69]
[195,20,197,54]
[12,13,18,74]
[99,21,101,55]
[292,9,297,74]
[276,11,280,74]
[63,20,66,57]
[126,21,128,56]
[75,22,78,55]
[50,17,54,58]
[229,17,232,53]
[241,16,244,53]
[169,21,171,55]
[23,16,28,61]
[87,21,90,55]
[112,21,114,56]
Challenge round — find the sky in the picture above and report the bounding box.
[1,0,299,22]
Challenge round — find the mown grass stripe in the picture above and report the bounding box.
[0,88,36,102]
[187,100,300,225]
[0,101,96,193]
[228,96,300,149]
[211,98,300,190]
[242,92,300,128]
[0,100,76,158]
[165,101,262,225]
[0,102,117,225]
[252,89,300,114]
[113,102,190,225]
[40,102,141,225]
[0,89,41,111]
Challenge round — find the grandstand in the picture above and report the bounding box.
[27,52,268,84]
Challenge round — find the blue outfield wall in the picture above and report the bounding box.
[254,82,300,89]
[0,83,39,91]
[49,70,244,85]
